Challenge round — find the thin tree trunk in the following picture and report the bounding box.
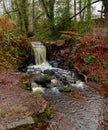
[87,0,92,21]
[32,0,35,31]
[14,0,24,31]
[49,0,55,33]
[22,0,29,33]
[74,0,77,21]
[79,0,82,21]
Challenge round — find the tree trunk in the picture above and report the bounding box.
[14,0,24,31]
[32,0,35,31]
[87,0,92,21]
[40,0,55,35]
[74,0,77,21]
[49,0,55,34]
[102,0,108,19]
[21,0,29,33]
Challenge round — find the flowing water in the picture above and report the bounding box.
[31,41,46,65]
[28,41,108,130]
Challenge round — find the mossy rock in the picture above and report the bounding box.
[59,86,71,92]
[34,75,52,85]
[23,81,32,91]
[21,74,32,91]
[43,76,52,83]
[32,104,51,125]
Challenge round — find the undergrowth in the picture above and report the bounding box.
[70,37,108,82]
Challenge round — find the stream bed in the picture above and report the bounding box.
[28,41,108,130]
[27,66,108,130]
[46,84,108,130]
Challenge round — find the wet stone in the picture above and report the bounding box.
[44,69,54,75]
[0,117,34,130]
[49,61,58,68]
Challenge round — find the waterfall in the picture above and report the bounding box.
[29,41,52,71]
[31,41,46,65]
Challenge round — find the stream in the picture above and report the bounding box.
[27,41,108,130]
[46,85,108,130]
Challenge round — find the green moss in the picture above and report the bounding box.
[34,92,42,98]
[32,104,51,125]
[45,106,51,118]
[91,75,102,84]
[43,76,52,83]
[73,43,81,54]
[23,81,31,91]
[84,55,94,65]
[59,86,71,92]
[102,62,108,69]
[21,74,32,91]
[68,59,75,68]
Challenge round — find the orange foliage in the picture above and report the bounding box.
[5,23,13,30]
[60,31,79,36]
[21,37,30,44]
[0,16,13,32]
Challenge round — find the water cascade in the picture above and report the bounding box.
[29,41,52,71]
[31,41,46,65]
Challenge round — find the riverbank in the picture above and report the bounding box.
[0,70,48,130]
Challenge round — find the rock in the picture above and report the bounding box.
[51,87,60,93]
[55,40,65,46]
[29,72,43,82]
[49,61,58,68]
[0,117,34,130]
[31,82,38,88]
[60,50,65,56]
[34,75,51,86]
[32,86,45,93]
[51,79,58,84]
[44,69,54,75]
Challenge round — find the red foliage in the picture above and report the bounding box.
[74,37,108,81]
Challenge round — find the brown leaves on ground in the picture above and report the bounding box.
[60,31,79,36]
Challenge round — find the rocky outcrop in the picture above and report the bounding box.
[0,71,46,130]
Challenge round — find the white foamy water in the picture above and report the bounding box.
[27,62,52,72]
[32,86,45,93]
